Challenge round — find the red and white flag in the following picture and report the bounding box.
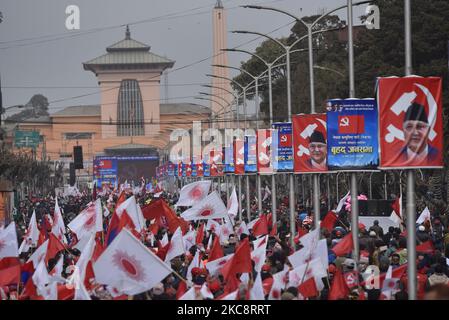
[219,218,234,245]
[165,227,185,263]
[116,196,146,232]
[389,194,403,225]
[68,199,103,240]
[288,238,328,270]
[416,206,431,224]
[183,229,197,252]
[206,219,221,233]
[27,239,49,267]
[186,248,201,281]
[250,273,265,300]
[236,221,249,238]
[227,187,239,217]
[268,269,289,300]
[52,197,67,244]
[181,192,228,221]
[176,181,211,207]
[19,210,39,254]
[251,240,267,273]
[93,229,173,296]
[0,222,18,259]
[205,253,234,276]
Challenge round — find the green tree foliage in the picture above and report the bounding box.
[6,94,49,121]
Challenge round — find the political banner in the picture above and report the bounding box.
[191,163,197,177]
[234,139,245,175]
[203,161,210,177]
[326,99,379,170]
[377,76,443,168]
[210,149,224,177]
[224,142,235,174]
[272,122,293,172]
[185,162,192,177]
[244,135,257,174]
[292,114,328,173]
[257,129,276,174]
[196,162,204,177]
[167,162,174,177]
[177,162,183,177]
[173,164,178,177]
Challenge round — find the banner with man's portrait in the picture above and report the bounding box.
[234,139,245,175]
[378,76,443,169]
[292,114,328,173]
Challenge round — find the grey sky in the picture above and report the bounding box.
[0,0,367,115]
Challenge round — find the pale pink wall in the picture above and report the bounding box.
[97,70,161,138]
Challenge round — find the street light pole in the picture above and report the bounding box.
[404,0,416,301]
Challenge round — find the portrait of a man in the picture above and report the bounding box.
[400,102,439,164]
[307,130,327,170]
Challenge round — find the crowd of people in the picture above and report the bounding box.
[1,181,449,300]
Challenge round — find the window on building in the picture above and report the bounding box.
[117,79,144,136]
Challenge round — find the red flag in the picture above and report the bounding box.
[416,241,435,254]
[321,211,338,231]
[338,115,365,134]
[252,215,269,237]
[37,227,47,247]
[57,284,75,300]
[391,197,401,218]
[221,238,252,280]
[116,191,126,207]
[45,233,66,264]
[196,223,205,245]
[141,199,189,234]
[105,211,120,246]
[92,182,97,200]
[208,235,224,262]
[331,233,354,257]
[0,257,21,287]
[298,277,319,299]
[176,280,187,299]
[270,224,277,236]
[328,268,349,300]
[19,277,38,300]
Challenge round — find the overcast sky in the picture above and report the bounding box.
[0,0,367,115]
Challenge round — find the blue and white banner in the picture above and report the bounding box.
[244,135,257,173]
[326,98,379,170]
[272,122,293,172]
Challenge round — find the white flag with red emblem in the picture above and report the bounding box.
[0,222,18,259]
[236,221,250,238]
[227,187,238,217]
[206,219,221,233]
[288,238,328,270]
[186,248,201,281]
[68,199,103,240]
[19,210,39,254]
[93,228,173,295]
[268,269,289,300]
[176,181,211,207]
[52,197,67,244]
[219,218,234,245]
[27,239,49,267]
[181,192,228,221]
[165,227,185,263]
[183,229,197,252]
[205,253,234,276]
[289,258,327,291]
[251,240,267,273]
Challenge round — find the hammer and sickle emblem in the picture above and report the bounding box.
[340,117,350,127]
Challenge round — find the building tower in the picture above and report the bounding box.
[83,26,174,139]
[211,0,233,129]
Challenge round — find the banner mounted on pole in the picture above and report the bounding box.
[234,139,245,175]
[244,135,257,174]
[292,114,328,173]
[326,98,379,170]
[377,76,443,169]
[257,129,276,174]
[272,122,293,172]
